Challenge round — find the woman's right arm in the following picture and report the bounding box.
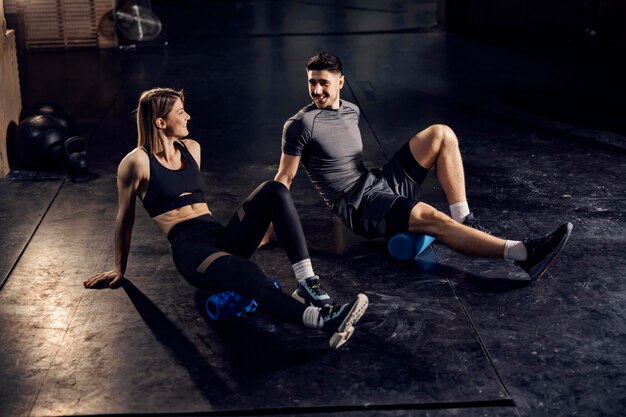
[84,152,143,288]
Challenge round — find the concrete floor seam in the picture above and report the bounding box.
[0,178,66,291]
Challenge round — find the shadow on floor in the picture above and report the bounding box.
[122,279,329,378]
[193,289,332,372]
[364,240,532,294]
[121,279,236,402]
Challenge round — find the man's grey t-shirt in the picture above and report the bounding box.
[281,100,369,206]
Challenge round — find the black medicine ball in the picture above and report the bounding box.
[15,115,69,170]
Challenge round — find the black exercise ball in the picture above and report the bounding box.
[26,102,77,137]
[15,115,69,170]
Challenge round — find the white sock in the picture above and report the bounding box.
[302,306,323,329]
[504,240,527,261]
[292,259,314,283]
[450,201,470,223]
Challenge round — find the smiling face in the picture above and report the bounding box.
[157,97,190,138]
[308,69,344,109]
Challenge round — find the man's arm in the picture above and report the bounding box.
[258,153,302,247]
[274,153,301,189]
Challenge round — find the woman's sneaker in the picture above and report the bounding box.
[292,276,333,308]
[515,222,573,281]
[321,294,369,349]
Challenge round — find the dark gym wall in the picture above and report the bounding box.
[441,0,626,48]
[436,0,626,140]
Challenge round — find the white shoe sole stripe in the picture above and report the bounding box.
[329,294,369,349]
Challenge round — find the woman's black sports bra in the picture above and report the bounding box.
[141,141,206,218]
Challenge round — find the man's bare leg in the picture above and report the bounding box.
[407,201,574,282]
[408,124,466,206]
[408,202,504,257]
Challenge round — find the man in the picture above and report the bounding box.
[271,52,572,305]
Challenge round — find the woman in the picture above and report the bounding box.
[84,88,368,349]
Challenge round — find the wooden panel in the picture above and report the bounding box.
[0,29,21,177]
[3,0,22,14]
[1,0,6,32]
[95,0,115,48]
[25,0,92,48]
[4,0,115,49]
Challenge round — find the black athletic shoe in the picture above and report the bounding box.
[321,294,369,349]
[515,222,573,281]
[292,276,333,308]
[463,212,492,235]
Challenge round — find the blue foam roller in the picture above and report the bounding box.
[205,291,256,320]
[388,232,436,261]
[205,279,281,321]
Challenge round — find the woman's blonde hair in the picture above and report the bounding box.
[136,87,184,154]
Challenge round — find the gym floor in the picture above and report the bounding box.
[1,1,625,416]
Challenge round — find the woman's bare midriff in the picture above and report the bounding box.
[152,203,212,236]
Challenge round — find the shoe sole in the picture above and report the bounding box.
[529,222,573,281]
[328,294,369,349]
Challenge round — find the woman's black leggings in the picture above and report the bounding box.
[170,181,311,324]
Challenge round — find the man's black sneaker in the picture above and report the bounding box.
[321,294,369,349]
[515,222,573,281]
[292,276,333,308]
[463,212,491,235]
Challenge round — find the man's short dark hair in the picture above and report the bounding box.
[306,52,343,74]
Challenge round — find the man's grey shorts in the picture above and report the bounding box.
[332,145,424,239]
